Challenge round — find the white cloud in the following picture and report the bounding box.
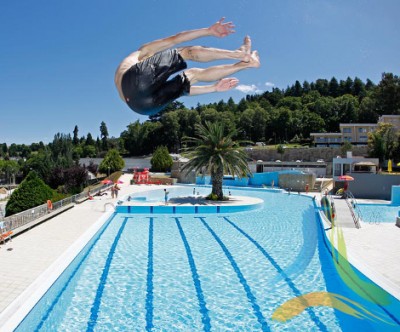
[235,84,263,94]
[265,82,275,88]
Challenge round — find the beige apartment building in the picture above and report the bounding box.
[379,114,400,131]
[311,114,400,147]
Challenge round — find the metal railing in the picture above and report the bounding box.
[1,184,112,232]
[344,191,362,229]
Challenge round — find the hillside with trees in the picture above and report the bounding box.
[1,72,400,193]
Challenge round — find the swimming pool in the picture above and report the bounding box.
[15,187,400,331]
[357,203,400,223]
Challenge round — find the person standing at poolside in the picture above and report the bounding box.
[164,188,169,205]
[115,17,260,116]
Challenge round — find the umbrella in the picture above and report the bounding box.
[101,179,113,184]
[338,175,354,181]
[397,162,400,166]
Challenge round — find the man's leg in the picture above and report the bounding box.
[184,51,260,85]
[178,36,252,63]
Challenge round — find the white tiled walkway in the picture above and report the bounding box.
[328,197,400,299]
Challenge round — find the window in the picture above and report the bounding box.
[342,128,352,133]
[334,163,341,176]
[358,128,367,133]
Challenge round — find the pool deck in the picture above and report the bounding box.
[0,174,399,330]
[326,196,400,300]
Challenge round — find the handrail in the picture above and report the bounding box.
[0,184,112,232]
[319,178,333,195]
[344,191,361,229]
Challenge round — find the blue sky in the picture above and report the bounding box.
[1,0,399,145]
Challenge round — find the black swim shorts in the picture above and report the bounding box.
[121,49,191,116]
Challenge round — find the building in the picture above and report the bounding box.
[339,123,377,145]
[311,114,400,147]
[378,114,400,131]
[332,151,379,181]
[309,133,342,147]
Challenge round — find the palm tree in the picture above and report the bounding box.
[182,122,251,200]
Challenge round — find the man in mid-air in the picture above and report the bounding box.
[115,18,260,116]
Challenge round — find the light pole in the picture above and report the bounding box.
[108,167,110,177]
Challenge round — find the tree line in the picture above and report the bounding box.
[1,73,400,165]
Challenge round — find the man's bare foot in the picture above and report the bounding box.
[247,51,260,68]
[238,35,251,62]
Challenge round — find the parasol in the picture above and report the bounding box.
[338,175,354,181]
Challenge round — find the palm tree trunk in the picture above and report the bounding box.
[211,165,224,200]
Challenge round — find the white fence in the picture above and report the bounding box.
[1,184,112,232]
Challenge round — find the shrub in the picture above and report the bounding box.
[98,149,125,174]
[5,171,54,216]
[151,146,173,172]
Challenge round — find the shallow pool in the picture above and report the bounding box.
[357,203,400,223]
[16,187,400,331]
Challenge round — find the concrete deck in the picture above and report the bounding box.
[0,177,399,329]
[327,196,400,299]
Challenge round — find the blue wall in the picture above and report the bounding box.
[391,185,400,205]
[196,171,303,187]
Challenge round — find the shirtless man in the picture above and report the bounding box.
[115,17,260,116]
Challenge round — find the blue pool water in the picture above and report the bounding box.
[16,187,400,331]
[357,203,400,223]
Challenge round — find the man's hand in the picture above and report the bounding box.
[209,17,235,37]
[215,78,239,92]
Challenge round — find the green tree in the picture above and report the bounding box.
[23,150,53,181]
[49,133,74,168]
[0,143,8,157]
[182,122,251,200]
[83,145,97,158]
[150,146,173,172]
[5,171,54,216]
[276,144,285,160]
[100,121,109,151]
[341,141,353,156]
[359,97,379,123]
[73,125,79,146]
[85,133,95,146]
[368,123,397,163]
[329,77,340,98]
[160,111,180,151]
[374,73,400,115]
[0,160,19,184]
[98,149,125,174]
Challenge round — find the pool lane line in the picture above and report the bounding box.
[195,216,270,332]
[29,215,116,332]
[86,217,130,332]
[221,216,328,332]
[145,217,154,331]
[174,217,211,332]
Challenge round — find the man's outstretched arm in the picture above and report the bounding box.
[189,77,239,96]
[138,18,235,60]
